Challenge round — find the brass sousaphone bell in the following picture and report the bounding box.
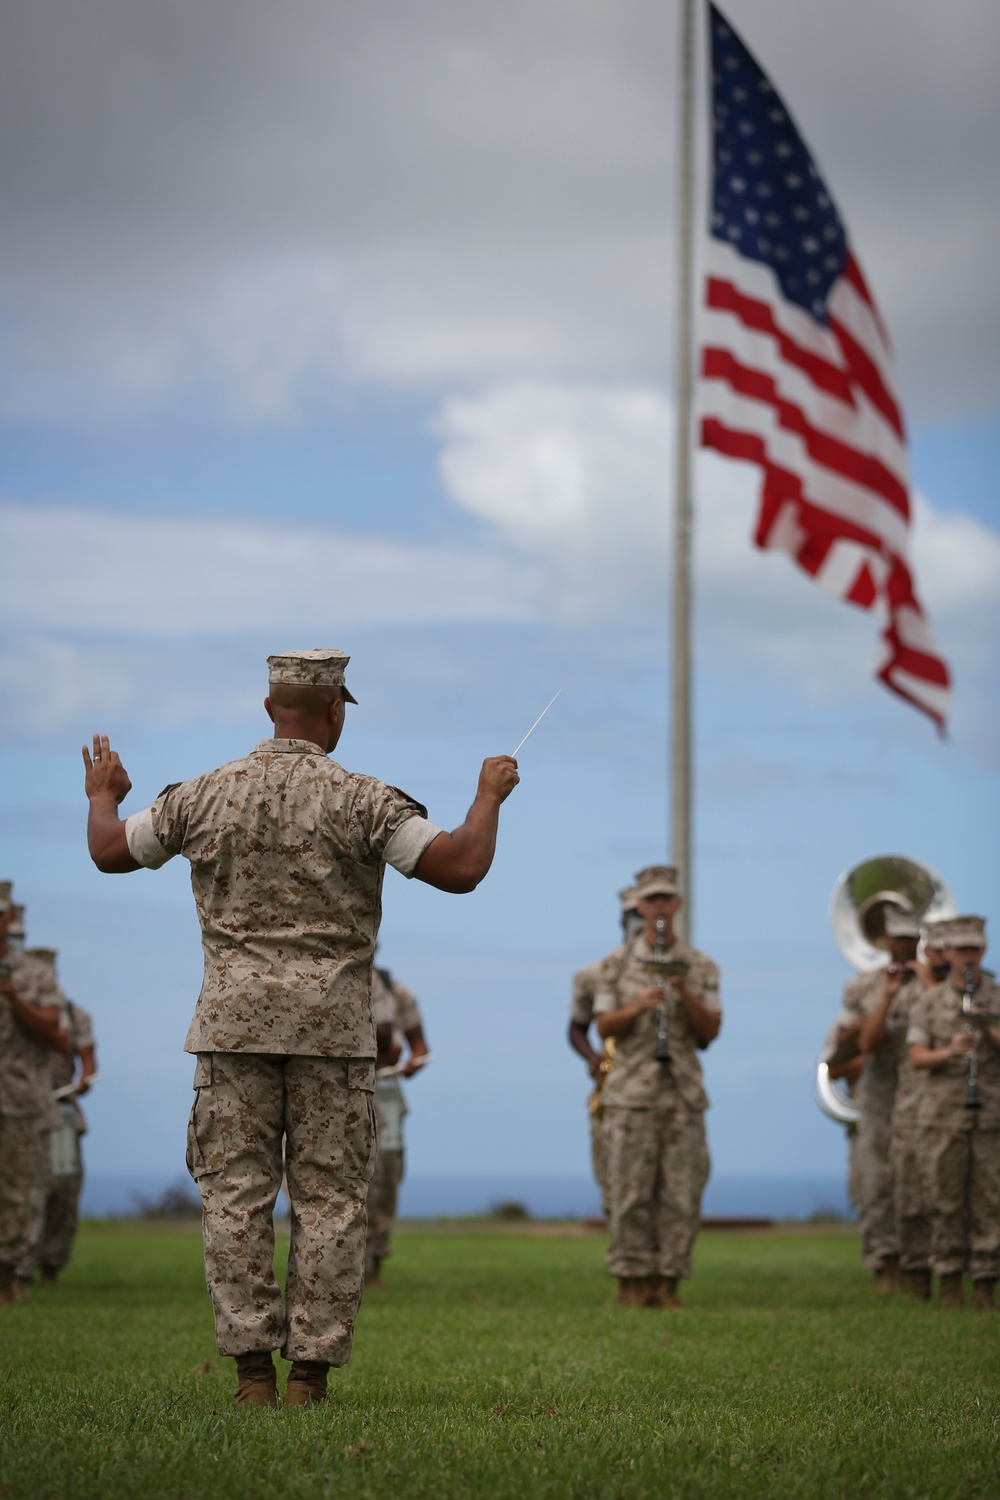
[815,854,956,1127]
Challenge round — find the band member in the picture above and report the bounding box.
[841,908,922,1290]
[821,1012,864,1220]
[881,919,951,1299]
[82,648,518,1407]
[365,961,429,1288]
[855,909,926,1294]
[568,886,641,1217]
[0,887,71,1306]
[908,915,1000,1310]
[20,981,98,1289]
[594,865,721,1309]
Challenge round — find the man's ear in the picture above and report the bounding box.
[264,696,275,724]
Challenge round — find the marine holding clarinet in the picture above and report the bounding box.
[907,916,1000,1309]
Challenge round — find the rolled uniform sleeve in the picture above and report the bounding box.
[125,806,176,869]
[383,815,443,877]
[906,991,932,1049]
[592,986,618,1017]
[694,960,721,1013]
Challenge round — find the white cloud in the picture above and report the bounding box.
[2,383,998,744]
[0,503,540,637]
[436,382,1000,709]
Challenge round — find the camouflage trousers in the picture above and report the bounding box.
[889,1125,931,1273]
[603,1100,710,1280]
[589,1108,610,1219]
[366,1146,404,1264]
[0,1115,50,1271]
[917,1126,1000,1279]
[186,1052,377,1365]
[855,1109,898,1270]
[18,1168,84,1277]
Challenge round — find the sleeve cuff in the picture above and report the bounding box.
[592,990,616,1016]
[906,1026,931,1047]
[124,808,175,870]
[383,816,444,878]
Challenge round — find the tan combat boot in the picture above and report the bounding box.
[364,1256,386,1290]
[939,1273,964,1310]
[615,1276,650,1309]
[284,1360,330,1407]
[875,1256,903,1293]
[234,1351,278,1408]
[905,1269,932,1302]
[648,1276,683,1310]
[972,1278,996,1311]
[39,1267,59,1288]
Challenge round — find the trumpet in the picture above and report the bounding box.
[588,1037,616,1118]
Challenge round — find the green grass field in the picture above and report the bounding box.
[2,1221,998,1499]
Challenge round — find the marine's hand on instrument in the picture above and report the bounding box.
[638,986,664,1012]
[883,965,908,996]
[949,1030,977,1057]
[477,756,519,803]
[82,734,132,804]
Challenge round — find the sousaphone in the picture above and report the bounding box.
[815,854,956,1127]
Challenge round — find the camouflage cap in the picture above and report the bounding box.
[633,864,680,901]
[922,918,952,950]
[0,880,12,914]
[883,907,921,939]
[266,648,358,704]
[947,914,987,950]
[8,903,25,937]
[26,946,58,969]
[618,884,640,915]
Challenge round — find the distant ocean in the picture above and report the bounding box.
[81,1170,854,1222]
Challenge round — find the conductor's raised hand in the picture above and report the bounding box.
[82,734,132,805]
[478,756,519,803]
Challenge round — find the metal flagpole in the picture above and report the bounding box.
[671,0,696,940]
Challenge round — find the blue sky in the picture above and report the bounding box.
[2,0,998,1200]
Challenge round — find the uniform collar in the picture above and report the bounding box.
[252,738,330,757]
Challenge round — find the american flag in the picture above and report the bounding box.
[699,4,950,730]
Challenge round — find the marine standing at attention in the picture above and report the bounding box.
[82,648,519,1406]
[0,884,71,1306]
[908,915,1000,1310]
[594,865,721,1310]
[365,960,430,1289]
[568,885,642,1219]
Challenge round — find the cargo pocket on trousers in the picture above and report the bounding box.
[185,1054,227,1181]
[344,1059,378,1184]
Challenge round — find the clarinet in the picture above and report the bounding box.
[653,916,672,1063]
[962,961,982,1111]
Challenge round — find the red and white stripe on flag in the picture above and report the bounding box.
[699,8,950,731]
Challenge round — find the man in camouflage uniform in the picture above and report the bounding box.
[19,978,98,1289]
[365,959,430,1288]
[820,1011,864,1219]
[568,886,642,1219]
[0,885,71,1305]
[908,915,1000,1310]
[83,648,518,1407]
[594,865,721,1310]
[838,909,922,1290]
[878,919,951,1300]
